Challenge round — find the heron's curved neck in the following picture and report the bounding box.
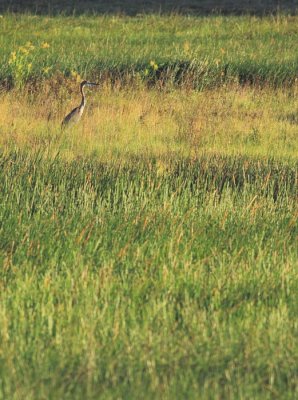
[80,85,86,108]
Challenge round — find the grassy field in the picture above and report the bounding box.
[0,85,297,160]
[0,14,298,88]
[0,148,297,400]
[0,7,298,400]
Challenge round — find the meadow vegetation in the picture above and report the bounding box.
[0,14,298,88]
[0,9,297,400]
[0,84,297,160]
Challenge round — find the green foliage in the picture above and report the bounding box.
[0,150,297,399]
[0,14,298,87]
[5,39,52,87]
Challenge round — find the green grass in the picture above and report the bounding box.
[0,150,297,399]
[0,8,298,399]
[0,13,298,88]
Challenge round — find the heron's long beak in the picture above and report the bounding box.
[86,82,99,87]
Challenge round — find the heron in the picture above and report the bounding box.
[61,80,99,127]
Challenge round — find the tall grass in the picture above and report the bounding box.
[0,148,297,399]
[0,14,297,88]
[0,84,297,161]
[0,12,297,397]
[0,85,297,400]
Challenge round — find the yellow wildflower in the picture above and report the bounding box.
[27,63,32,71]
[19,47,29,55]
[8,51,17,64]
[42,66,52,74]
[25,41,35,50]
[150,60,158,71]
[41,42,50,49]
[71,70,81,82]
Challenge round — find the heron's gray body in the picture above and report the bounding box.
[62,102,85,126]
[62,81,98,127]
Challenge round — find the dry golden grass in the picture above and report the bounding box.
[0,82,297,162]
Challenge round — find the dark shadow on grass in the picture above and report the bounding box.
[2,149,296,204]
[1,0,297,16]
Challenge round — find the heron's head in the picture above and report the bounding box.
[81,80,99,88]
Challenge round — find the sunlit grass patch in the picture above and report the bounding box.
[0,84,297,161]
